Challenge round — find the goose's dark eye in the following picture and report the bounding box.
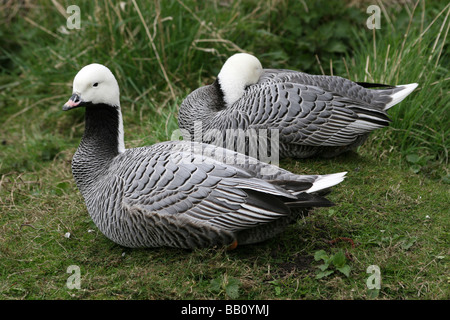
[93,82,99,87]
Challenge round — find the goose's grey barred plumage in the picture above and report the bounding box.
[178,53,419,159]
[63,63,347,249]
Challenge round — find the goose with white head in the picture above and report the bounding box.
[178,53,419,159]
[63,63,347,249]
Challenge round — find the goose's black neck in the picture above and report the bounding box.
[80,104,120,157]
[212,79,227,111]
[72,104,121,194]
[178,80,226,136]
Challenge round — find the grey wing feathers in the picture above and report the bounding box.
[259,69,395,108]
[114,141,342,232]
[118,144,296,232]
[242,74,392,147]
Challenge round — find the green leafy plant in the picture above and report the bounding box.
[209,274,241,299]
[314,250,351,279]
[406,154,436,174]
[367,288,381,299]
[268,280,282,296]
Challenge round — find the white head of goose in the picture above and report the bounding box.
[217,53,263,107]
[63,63,346,249]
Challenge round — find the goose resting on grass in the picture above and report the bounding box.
[178,53,418,159]
[62,63,347,249]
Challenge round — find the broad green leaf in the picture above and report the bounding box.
[367,289,380,299]
[337,265,351,277]
[331,250,347,268]
[314,250,329,262]
[318,263,329,271]
[401,237,417,250]
[209,278,222,293]
[225,278,240,299]
[315,270,334,279]
[406,154,420,163]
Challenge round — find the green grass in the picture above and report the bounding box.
[0,0,449,300]
[1,152,448,299]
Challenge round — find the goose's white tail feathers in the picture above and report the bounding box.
[306,172,347,194]
[384,83,418,110]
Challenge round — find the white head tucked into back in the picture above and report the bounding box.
[217,53,263,106]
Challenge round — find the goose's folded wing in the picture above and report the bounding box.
[241,81,391,147]
[119,149,294,231]
[259,69,402,108]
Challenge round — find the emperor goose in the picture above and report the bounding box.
[62,63,347,249]
[178,53,418,159]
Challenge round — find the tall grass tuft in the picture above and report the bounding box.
[348,2,449,176]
